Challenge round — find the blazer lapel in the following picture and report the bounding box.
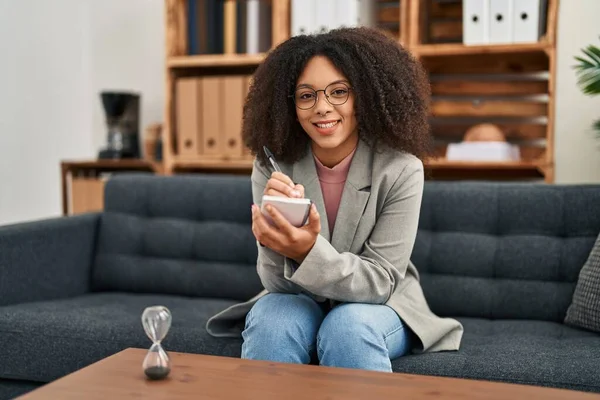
[292,146,331,242]
[331,140,372,252]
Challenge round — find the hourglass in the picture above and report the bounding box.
[141,305,172,380]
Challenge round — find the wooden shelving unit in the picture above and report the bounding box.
[425,159,546,181]
[168,53,266,68]
[61,159,162,215]
[162,0,559,182]
[411,42,551,57]
[410,0,558,182]
[172,157,254,173]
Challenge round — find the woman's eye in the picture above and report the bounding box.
[299,92,315,100]
[331,89,348,96]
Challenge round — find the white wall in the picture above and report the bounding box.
[0,0,164,225]
[555,0,600,183]
[0,0,93,226]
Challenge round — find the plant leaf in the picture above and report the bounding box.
[588,44,600,62]
[579,73,600,95]
[583,46,600,65]
[574,44,600,95]
[574,56,594,70]
[593,118,600,138]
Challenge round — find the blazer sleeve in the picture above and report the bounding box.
[251,160,303,295]
[283,159,424,304]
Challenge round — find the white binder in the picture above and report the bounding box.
[247,0,271,53]
[315,0,336,34]
[291,0,316,36]
[512,0,544,43]
[489,0,513,44]
[334,0,360,28]
[462,0,489,45]
[357,0,376,28]
[246,0,260,52]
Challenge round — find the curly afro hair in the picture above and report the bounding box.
[242,26,433,166]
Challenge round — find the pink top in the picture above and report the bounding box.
[313,147,357,234]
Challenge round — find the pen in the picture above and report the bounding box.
[263,146,282,173]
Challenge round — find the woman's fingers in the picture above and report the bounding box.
[305,204,321,234]
[265,186,300,198]
[264,204,295,237]
[263,172,302,198]
[294,184,305,198]
[251,204,281,246]
[271,172,295,188]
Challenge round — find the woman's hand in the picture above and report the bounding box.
[251,202,321,264]
[264,172,304,198]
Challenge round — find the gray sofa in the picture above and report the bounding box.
[1,173,599,399]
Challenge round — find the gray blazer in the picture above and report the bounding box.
[206,139,464,353]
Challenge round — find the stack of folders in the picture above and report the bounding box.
[462,0,548,45]
[291,0,378,36]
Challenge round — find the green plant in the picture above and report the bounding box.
[574,39,600,135]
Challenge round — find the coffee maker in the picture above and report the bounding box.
[98,91,141,159]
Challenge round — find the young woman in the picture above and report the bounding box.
[206,27,463,372]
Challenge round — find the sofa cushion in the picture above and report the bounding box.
[0,379,42,400]
[393,317,600,392]
[92,174,263,301]
[0,293,242,383]
[565,233,600,333]
[412,182,600,322]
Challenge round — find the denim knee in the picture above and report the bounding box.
[317,303,383,349]
[241,293,325,364]
[317,303,411,371]
[244,293,323,331]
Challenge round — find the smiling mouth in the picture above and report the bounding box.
[313,120,340,129]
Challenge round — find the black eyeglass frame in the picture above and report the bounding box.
[288,82,353,110]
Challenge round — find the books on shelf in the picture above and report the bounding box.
[187,0,271,55]
[185,0,396,56]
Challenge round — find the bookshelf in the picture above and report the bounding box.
[410,0,558,182]
[168,53,266,68]
[61,160,162,215]
[162,0,559,182]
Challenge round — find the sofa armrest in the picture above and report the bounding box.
[0,213,100,306]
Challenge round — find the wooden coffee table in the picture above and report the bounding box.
[17,348,600,399]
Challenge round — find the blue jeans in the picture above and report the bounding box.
[241,293,413,372]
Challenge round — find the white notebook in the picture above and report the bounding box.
[261,195,312,227]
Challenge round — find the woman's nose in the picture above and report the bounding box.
[314,91,332,115]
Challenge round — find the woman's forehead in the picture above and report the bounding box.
[296,56,348,88]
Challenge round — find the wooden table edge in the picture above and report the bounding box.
[17,348,600,399]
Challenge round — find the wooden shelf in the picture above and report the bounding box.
[61,159,162,172]
[172,157,253,172]
[424,159,547,180]
[412,42,551,57]
[168,53,266,68]
[426,159,540,169]
[61,159,163,216]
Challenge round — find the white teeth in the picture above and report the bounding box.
[316,121,339,129]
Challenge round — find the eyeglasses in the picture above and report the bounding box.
[289,82,352,110]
